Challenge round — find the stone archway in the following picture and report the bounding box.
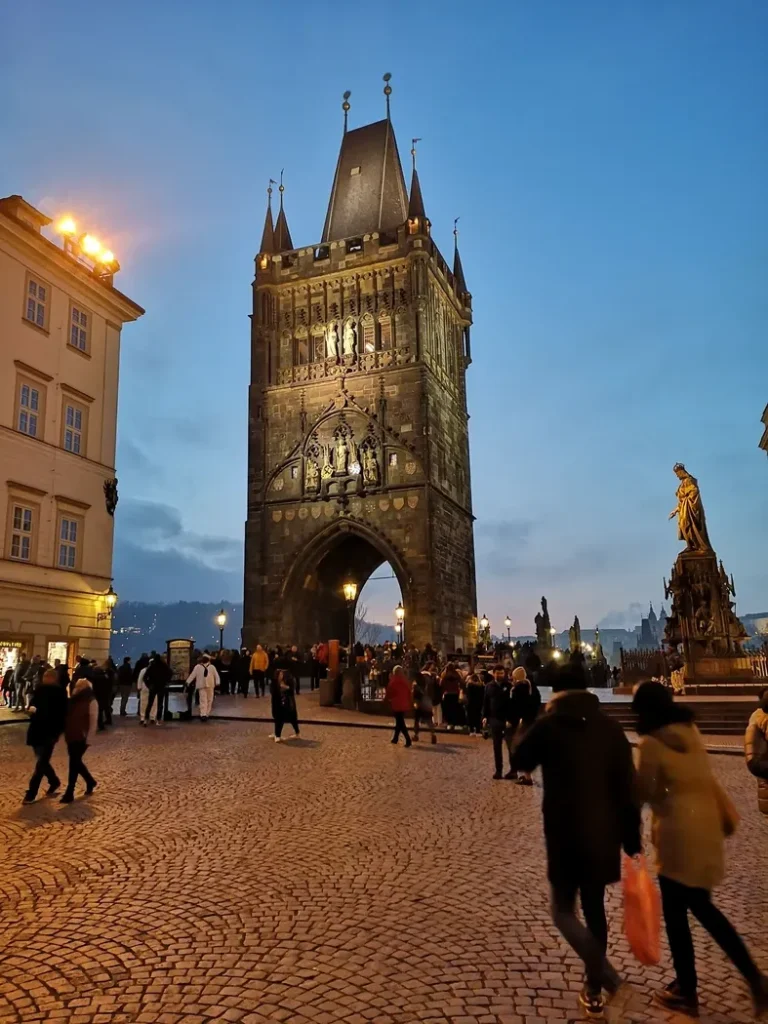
[279,519,412,648]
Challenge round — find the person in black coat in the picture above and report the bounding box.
[482,665,512,779]
[22,668,68,803]
[91,662,114,731]
[509,665,641,1018]
[505,666,542,784]
[270,669,299,741]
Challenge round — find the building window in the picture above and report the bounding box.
[388,453,398,468]
[362,320,376,353]
[10,505,33,561]
[58,517,79,570]
[24,275,49,330]
[69,304,90,352]
[295,336,309,365]
[17,383,40,437]
[312,333,325,362]
[379,317,392,349]
[63,402,85,455]
[290,466,298,479]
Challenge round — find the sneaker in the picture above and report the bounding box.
[46,782,61,797]
[654,982,699,1018]
[405,740,412,747]
[140,719,147,727]
[59,792,74,804]
[492,772,502,780]
[275,736,283,743]
[751,974,768,1018]
[21,792,36,805]
[578,987,605,1019]
[85,781,97,796]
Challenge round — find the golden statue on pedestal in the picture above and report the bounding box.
[669,463,712,552]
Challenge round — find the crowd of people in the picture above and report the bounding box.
[7,640,768,1021]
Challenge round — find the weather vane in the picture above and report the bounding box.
[411,137,422,172]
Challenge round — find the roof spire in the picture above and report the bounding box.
[453,217,468,294]
[273,169,294,252]
[383,72,392,120]
[407,139,428,227]
[259,179,276,254]
[342,90,351,133]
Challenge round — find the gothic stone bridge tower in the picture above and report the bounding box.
[243,92,477,651]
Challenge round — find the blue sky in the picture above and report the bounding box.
[2,0,767,633]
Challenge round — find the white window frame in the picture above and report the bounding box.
[69,303,90,352]
[17,383,40,438]
[24,275,49,330]
[58,516,79,570]
[10,504,34,562]
[63,402,84,455]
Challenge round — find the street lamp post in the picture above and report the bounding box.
[216,608,227,650]
[504,616,512,643]
[480,614,490,650]
[549,626,557,650]
[343,580,358,656]
[395,601,405,646]
[97,584,118,623]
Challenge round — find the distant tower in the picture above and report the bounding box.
[243,82,477,650]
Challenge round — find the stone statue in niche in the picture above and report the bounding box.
[325,323,339,361]
[305,458,319,492]
[343,321,356,357]
[362,446,379,486]
[334,435,349,474]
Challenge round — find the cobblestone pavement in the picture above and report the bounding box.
[1,718,765,1024]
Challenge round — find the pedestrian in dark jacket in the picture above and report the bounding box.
[508,665,641,1019]
[482,665,512,779]
[386,666,412,746]
[54,659,71,692]
[22,668,67,803]
[133,652,150,683]
[506,666,542,784]
[270,669,299,741]
[117,657,133,716]
[745,687,768,817]
[60,679,97,803]
[72,656,91,685]
[12,655,33,711]
[440,663,463,730]
[142,654,172,725]
[463,672,485,736]
[91,662,114,730]
[411,671,436,744]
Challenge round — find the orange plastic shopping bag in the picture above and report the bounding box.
[622,853,661,965]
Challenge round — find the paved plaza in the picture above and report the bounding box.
[0,717,765,1024]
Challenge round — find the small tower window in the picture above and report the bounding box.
[379,317,392,349]
[296,336,309,365]
[291,466,298,479]
[313,334,325,362]
[363,320,375,353]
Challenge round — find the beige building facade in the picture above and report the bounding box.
[0,195,143,675]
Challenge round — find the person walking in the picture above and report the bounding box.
[270,669,299,741]
[482,665,513,779]
[745,686,768,817]
[386,666,412,747]
[412,670,436,744]
[12,653,32,711]
[633,681,768,1018]
[250,644,269,698]
[464,672,485,736]
[54,658,71,691]
[22,667,68,803]
[59,679,98,803]
[508,665,641,1019]
[440,662,463,731]
[91,660,114,730]
[116,656,133,716]
[505,666,542,784]
[142,653,171,725]
[186,653,219,721]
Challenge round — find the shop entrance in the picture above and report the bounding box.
[0,640,26,676]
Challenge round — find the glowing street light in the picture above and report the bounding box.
[343,580,358,655]
[216,608,227,650]
[56,216,77,236]
[80,233,102,257]
[97,584,118,623]
[395,601,405,645]
[504,615,512,643]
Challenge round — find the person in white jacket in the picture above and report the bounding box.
[186,654,219,722]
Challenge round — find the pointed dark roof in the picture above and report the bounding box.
[407,166,427,221]
[453,242,468,294]
[322,119,408,243]
[259,196,275,254]
[273,197,293,252]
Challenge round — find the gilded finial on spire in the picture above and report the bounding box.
[453,216,460,251]
[342,90,351,133]
[268,179,276,205]
[279,169,285,208]
[411,137,422,173]
[383,72,392,119]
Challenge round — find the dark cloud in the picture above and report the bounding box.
[113,498,243,601]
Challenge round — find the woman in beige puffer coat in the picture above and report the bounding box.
[633,681,768,1020]
[745,688,768,816]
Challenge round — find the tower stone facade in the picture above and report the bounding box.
[243,100,477,651]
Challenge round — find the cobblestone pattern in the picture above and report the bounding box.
[0,719,765,1024]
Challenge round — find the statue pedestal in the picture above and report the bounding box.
[665,549,754,692]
